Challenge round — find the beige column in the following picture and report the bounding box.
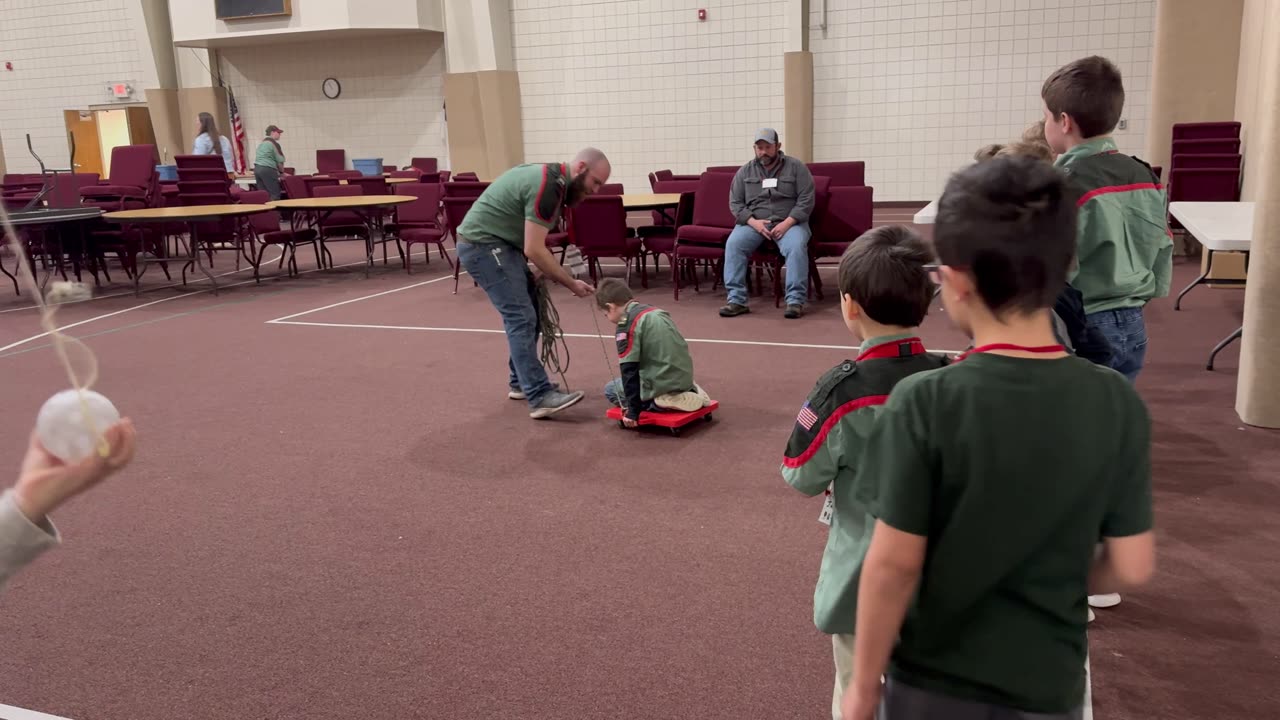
[1148,1,1247,269]
[1236,1,1280,428]
[1145,0,1243,172]
[442,0,522,180]
[783,0,813,161]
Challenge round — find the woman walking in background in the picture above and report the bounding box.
[192,112,234,174]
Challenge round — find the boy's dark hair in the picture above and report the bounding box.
[594,277,634,309]
[837,225,935,328]
[934,156,1077,315]
[1041,56,1125,139]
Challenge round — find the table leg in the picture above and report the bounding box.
[1207,326,1243,371]
[185,221,219,294]
[1174,249,1214,310]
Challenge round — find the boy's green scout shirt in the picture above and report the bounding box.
[1055,137,1172,315]
[615,301,695,418]
[780,333,948,635]
[859,352,1153,714]
[457,163,569,250]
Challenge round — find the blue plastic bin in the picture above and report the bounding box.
[352,158,384,177]
[155,164,179,182]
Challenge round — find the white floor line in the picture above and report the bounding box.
[1,252,443,354]
[0,702,74,720]
[0,248,286,315]
[268,319,967,354]
[264,272,457,323]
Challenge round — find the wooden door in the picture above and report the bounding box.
[63,110,103,176]
[126,106,157,147]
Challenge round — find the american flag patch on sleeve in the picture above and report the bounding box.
[796,402,819,431]
[615,332,628,342]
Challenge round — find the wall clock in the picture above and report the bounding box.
[322,78,341,99]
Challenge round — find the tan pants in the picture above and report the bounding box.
[832,633,855,720]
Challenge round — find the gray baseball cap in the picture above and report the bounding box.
[754,128,779,144]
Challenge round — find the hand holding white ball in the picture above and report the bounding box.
[36,389,121,463]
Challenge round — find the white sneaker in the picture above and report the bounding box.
[1088,593,1122,609]
[1088,608,1096,623]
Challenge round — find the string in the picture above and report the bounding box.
[0,196,109,457]
[535,277,573,391]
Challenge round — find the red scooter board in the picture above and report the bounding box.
[606,401,719,436]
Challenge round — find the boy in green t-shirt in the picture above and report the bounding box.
[595,279,706,426]
[780,225,946,720]
[840,156,1156,720]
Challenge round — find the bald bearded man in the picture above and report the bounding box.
[456,149,612,419]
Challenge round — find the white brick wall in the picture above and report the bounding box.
[217,34,448,174]
[812,0,1158,201]
[0,0,156,173]
[511,0,787,194]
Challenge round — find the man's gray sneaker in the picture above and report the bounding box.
[509,383,560,400]
[529,389,585,419]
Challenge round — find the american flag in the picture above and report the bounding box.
[227,87,246,174]
[796,402,819,431]
[615,332,627,342]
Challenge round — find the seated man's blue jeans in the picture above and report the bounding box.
[457,241,554,407]
[723,221,811,307]
[1085,307,1148,383]
[603,378,659,413]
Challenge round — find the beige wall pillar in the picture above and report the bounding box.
[442,0,522,179]
[1145,0,1243,172]
[1236,0,1280,428]
[783,0,813,162]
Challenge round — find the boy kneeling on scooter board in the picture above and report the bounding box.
[595,278,710,427]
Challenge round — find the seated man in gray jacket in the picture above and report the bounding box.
[721,128,817,320]
[1,419,136,591]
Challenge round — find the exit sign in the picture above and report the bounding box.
[109,82,133,99]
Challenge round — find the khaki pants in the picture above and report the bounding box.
[832,633,855,720]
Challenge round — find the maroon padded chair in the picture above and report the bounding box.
[809,185,874,299]
[672,172,737,300]
[443,196,480,293]
[747,176,832,306]
[598,183,625,195]
[1171,139,1241,156]
[311,184,373,268]
[238,189,320,279]
[443,181,489,199]
[569,195,647,287]
[411,157,439,174]
[453,171,479,181]
[805,161,866,187]
[1171,122,1241,141]
[388,182,449,274]
[316,149,345,174]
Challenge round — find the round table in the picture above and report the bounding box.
[268,195,415,275]
[104,204,273,295]
[2,207,105,294]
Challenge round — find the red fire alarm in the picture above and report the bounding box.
[4,62,12,71]
[698,9,707,20]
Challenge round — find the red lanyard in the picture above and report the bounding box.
[856,337,926,361]
[955,343,1066,361]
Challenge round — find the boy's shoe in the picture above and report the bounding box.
[784,304,804,319]
[1088,593,1121,608]
[1088,608,1096,623]
[719,303,750,317]
[529,389,585,419]
[508,383,559,400]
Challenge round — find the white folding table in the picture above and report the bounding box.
[914,198,938,224]
[1167,201,1252,370]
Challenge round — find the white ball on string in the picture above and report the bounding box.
[36,390,120,463]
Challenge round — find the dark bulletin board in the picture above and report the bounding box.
[215,0,292,21]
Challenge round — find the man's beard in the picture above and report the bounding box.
[565,172,590,207]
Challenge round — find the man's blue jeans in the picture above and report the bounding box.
[723,221,811,307]
[457,241,553,407]
[1085,307,1148,383]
